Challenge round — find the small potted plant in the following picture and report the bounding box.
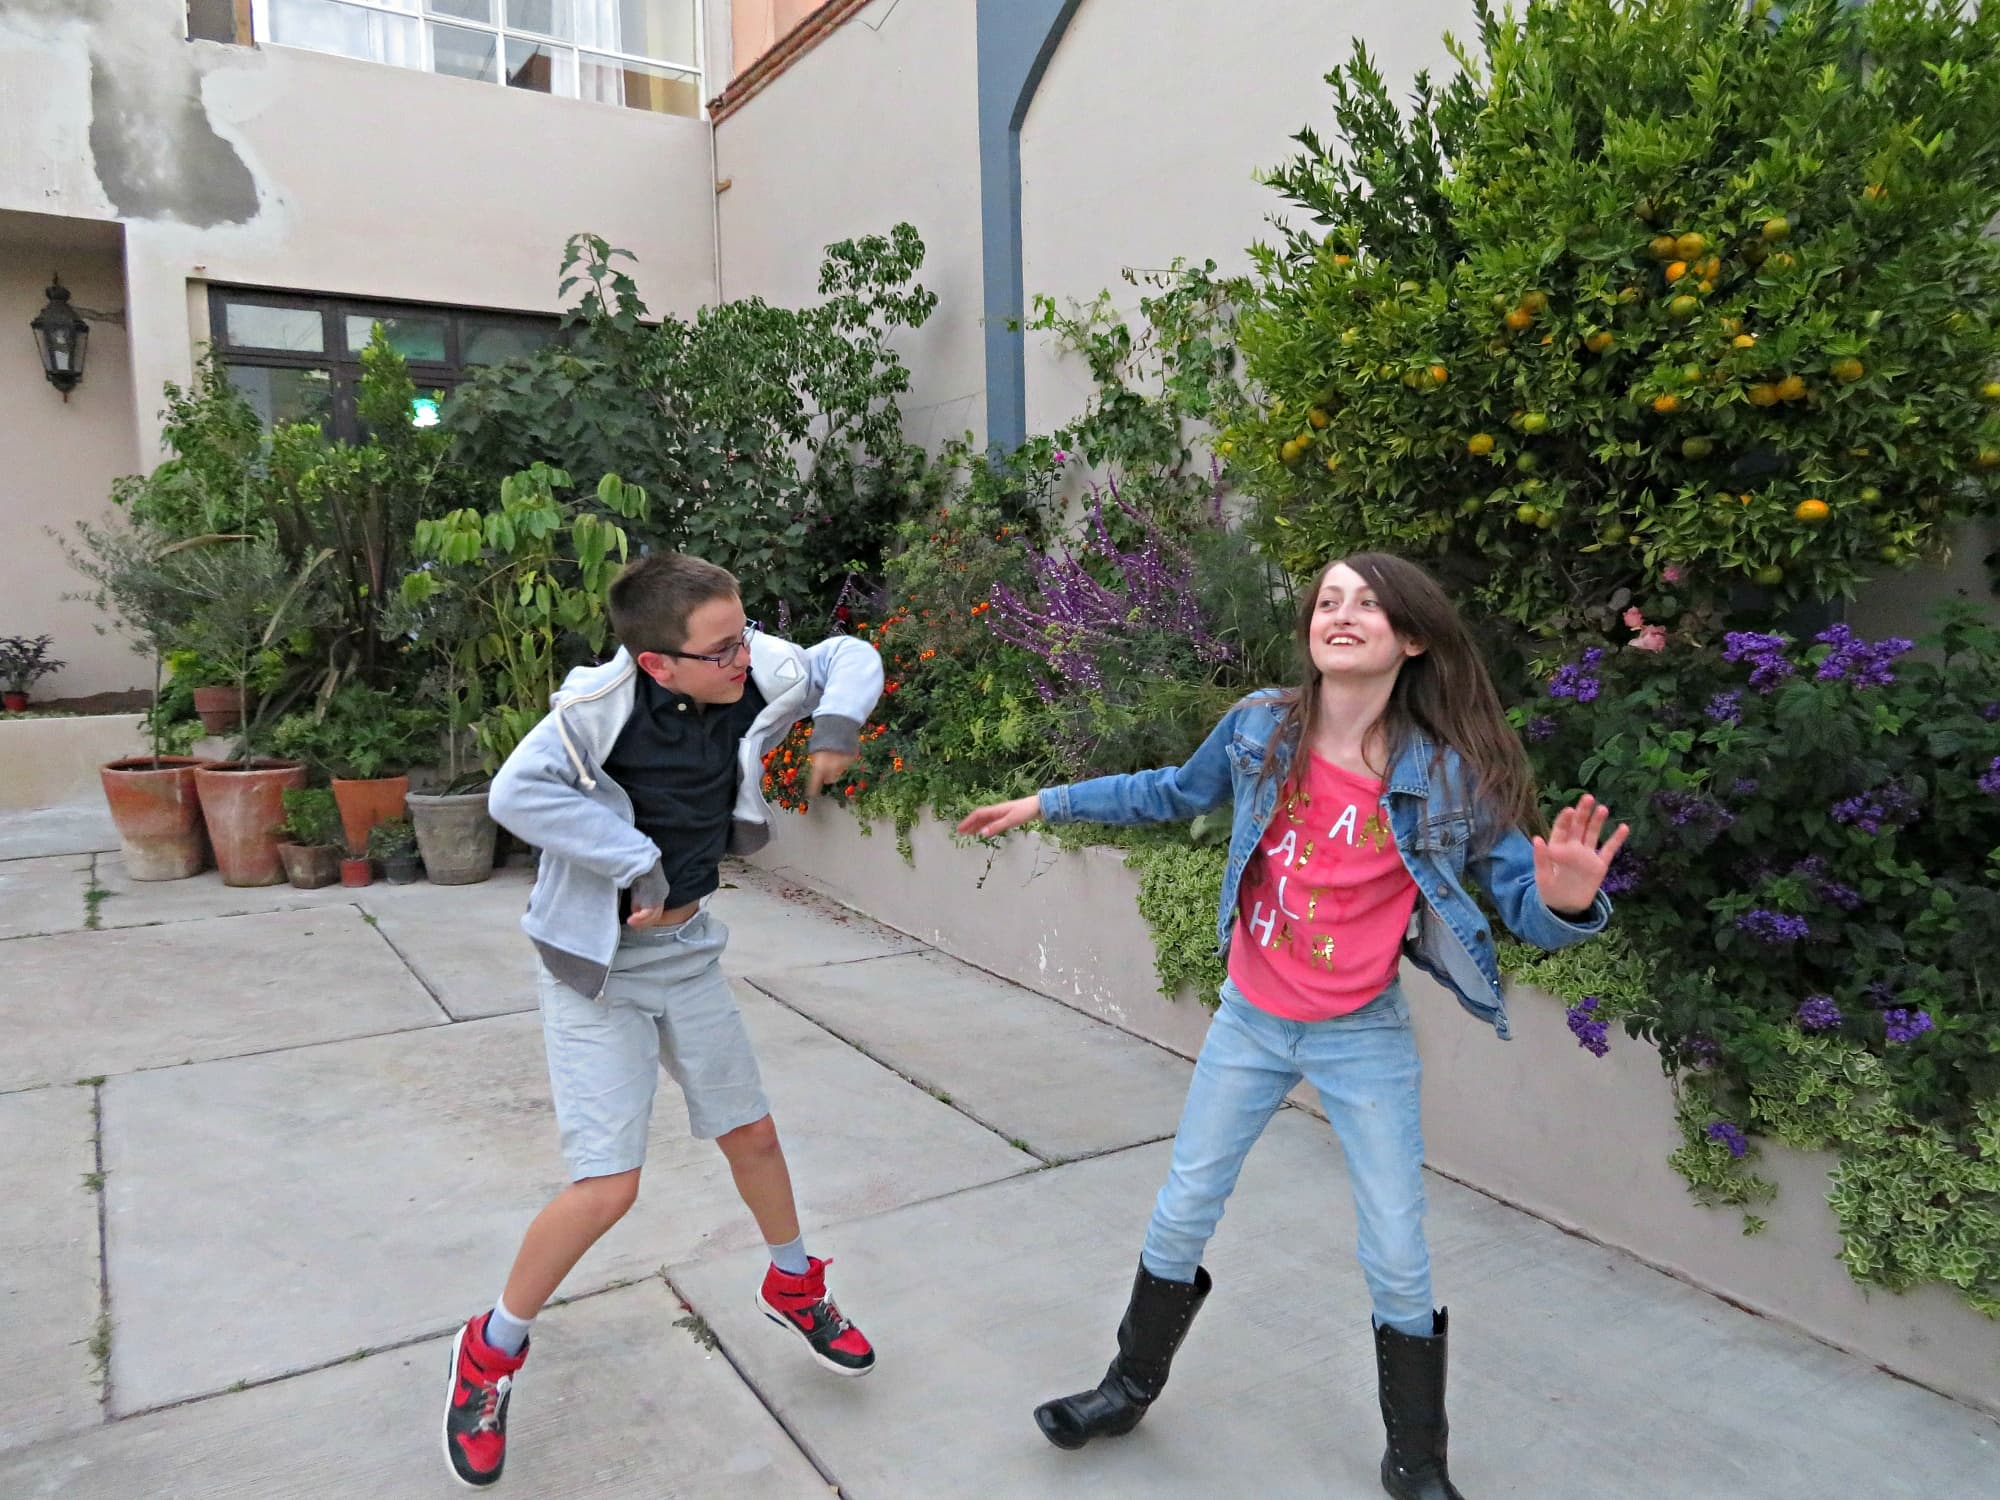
[381,580,498,884]
[367,817,422,884]
[273,683,439,858]
[275,787,343,889]
[0,633,65,711]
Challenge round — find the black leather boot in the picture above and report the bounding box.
[1375,1309,1466,1500]
[1033,1261,1211,1450]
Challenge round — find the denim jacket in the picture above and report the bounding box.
[1037,693,1611,1040]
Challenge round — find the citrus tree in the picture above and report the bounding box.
[1226,0,2000,646]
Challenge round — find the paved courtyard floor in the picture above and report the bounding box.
[0,806,1992,1497]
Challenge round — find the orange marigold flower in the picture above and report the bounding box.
[892,757,905,771]
[845,785,857,797]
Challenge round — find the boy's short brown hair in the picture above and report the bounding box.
[607,552,740,656]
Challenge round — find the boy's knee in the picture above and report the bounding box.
[716,1113,781,1161]
[575,1168,641,1224]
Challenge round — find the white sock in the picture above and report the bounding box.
[486,1296,533,1356]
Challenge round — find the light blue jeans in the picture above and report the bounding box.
[1141,979,1434,1336]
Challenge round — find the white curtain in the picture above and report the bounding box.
[574,0,624,104]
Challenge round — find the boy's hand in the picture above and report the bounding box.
[807,749,856,797]
[956,795,1042,838]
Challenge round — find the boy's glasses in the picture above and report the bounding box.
[661,621,759,668]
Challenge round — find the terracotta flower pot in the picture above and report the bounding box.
[193,760,306,887]
[3,691,26,712]
[407,789,497,885]
[191,685,245,735]
[277,841,342,890]
[331,774,410,857]
[99,756,213,881]
[340,856,373,888]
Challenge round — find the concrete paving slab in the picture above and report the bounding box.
[0,1086,102,1454]
[103,988,1034,1412]
[0,853,93,940]
[749,951,1194,1161]
[353,866,538,1020]
[89,855,353,931]
[673,1114,1998,1499]
[0,908,444,1093]
[712,863,928,974]
[0,1281,829,1498]
[0,801,117,861]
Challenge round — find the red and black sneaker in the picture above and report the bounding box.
[442,1313,527,1488]
[757,1257,875,1376]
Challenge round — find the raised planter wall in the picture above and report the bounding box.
[753,807,1998,1416]
[0,714,148,814]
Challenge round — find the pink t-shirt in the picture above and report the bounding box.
[1227,754,1419,1022]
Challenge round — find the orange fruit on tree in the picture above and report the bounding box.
[1748,383,1781,406]
[1830,358,1865,383]
[1733,334,1757,349]
[1794,498,1830,524]
[1467,432,1495,455]
[1430,363,1450,386]
[1859,486,1883,505]
[1585,330,1615,354]
[1515,502,1541,525]
[1668,295,1700,321]
[1675,232,1707,259]
[1334,253,1352,267]
[1651,393,1681,414]
[1666,259,1690,283]
[1519,411,1549,434]
[1649,234,1678,260]
[1698,256,1721,281]
[1324,457,1341,474]
[1979,381,2000,402]
[1977,448,2000,470]
[1505,307,1533,331]
[1762,215,1791,242]
[1863,183,1887,202]
[1777,374,1807,401]
[1682,436,1714,459]
[1308,407,1331,428]
[1770,251,1798,271]
[1754,564,1785,586]
[1521,291,1549,314]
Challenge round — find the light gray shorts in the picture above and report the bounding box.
[536,909,770,1180]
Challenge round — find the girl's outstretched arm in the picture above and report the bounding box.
[958,708,1241,838]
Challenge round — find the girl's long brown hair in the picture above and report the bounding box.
[1257,553,1543,843]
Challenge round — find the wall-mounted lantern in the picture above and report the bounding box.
[31,276,90,400]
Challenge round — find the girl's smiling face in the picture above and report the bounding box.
[1307,562,1426,681]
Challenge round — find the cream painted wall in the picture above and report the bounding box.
[0,241,142,699]
[713,0,988,449]
[1018,0,1476,438]
[0,0,719,454]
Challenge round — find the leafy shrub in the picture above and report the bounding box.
[280,787,343,849]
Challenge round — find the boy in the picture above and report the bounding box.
[442,552,884,1488]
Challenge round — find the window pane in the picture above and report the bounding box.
[345,313,449,363]
[461,319,554,365]
[574,0,692,64]
[506,0,570,39]
[577,51,698,115]
[268,0,421,67]
[427,0,493,20]
[505,37,575,94]
[224,302,325,353]
[430,21,500,80]
[226,365,334,431]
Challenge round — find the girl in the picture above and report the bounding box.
[958,554,1626,1500]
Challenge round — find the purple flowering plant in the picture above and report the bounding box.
[1518,602,1999,1131]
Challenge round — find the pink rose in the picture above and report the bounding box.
[1622,606,1646,629]
[1632,624,1668,652]
[1662,564,1685,584]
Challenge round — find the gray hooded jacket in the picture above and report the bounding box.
[488,629,883,1000]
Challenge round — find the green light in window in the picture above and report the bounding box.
[411,396,441,428]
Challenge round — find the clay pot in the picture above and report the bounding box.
[191,685,245,734]
[3,691,26,712]
[277,841,342,890]
[331,774,410,857]
[407,789,497,886]
[99,756,213,880]
[340,856,373,888]
[382,852,422,885]
[193,760,306,887]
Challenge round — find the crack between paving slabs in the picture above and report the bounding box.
[86,1076,114,1418]
[740,972,1057,1168]
[347,899,455,1022]
[659,1266,850,1498]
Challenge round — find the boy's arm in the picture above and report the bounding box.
[488,710,663,888]
[1038,710,1237,827]
[798,632,885,755]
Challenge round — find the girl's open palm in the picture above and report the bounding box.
[1533,794,1630,916]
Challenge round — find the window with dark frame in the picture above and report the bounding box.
[207,286,561,443]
